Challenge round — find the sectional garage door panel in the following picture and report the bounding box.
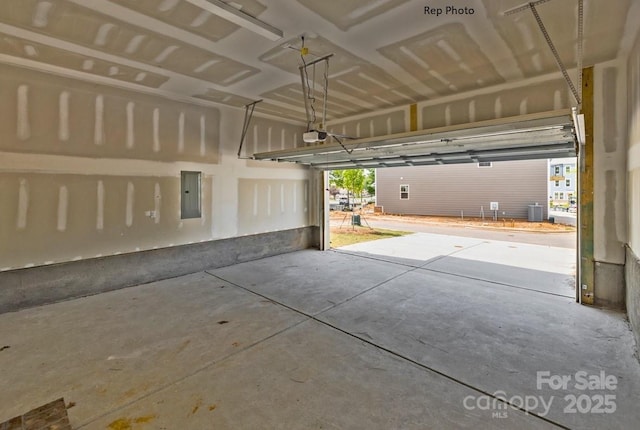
[252,110,577,170]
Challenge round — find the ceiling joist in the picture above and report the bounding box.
[183,0,283,41]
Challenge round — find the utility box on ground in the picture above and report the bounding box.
[528,204,543,222]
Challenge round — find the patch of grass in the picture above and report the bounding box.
[330,227,412,248]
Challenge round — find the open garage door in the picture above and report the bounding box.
[252,109,577,169]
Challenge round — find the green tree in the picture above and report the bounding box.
[343,169,365,203]
[330,169,367,206]
[329,170,344,189]
[364,169,375,196]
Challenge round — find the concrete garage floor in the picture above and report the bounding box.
[0,234,639,429]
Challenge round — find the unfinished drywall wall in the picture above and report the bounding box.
[629,30,640,254]
[0,63,312,272]
[592,60,628,308]
[328,109,407,140]
[237,178,309,235]
[326,75,574,135]
[0,64,220,162]
[0,172,215,269]
[244,116,304,170]
[421,78,571,127]
[627,28,640,347]
[593,62,627,264]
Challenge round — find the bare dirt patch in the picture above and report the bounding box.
[329,208,575,232]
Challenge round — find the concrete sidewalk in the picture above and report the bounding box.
[0,242,637,429]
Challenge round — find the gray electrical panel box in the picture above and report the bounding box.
[181,171,201,219]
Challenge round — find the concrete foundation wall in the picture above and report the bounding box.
[0,226,318,313]
[594,261,626,309]
[0,63,314,273]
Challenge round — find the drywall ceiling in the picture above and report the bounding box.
[0,0,636,123]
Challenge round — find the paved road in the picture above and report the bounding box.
[331,217,576,249]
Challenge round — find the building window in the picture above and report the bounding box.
[181,171,202,219]
[560,192,564,200]
[477,162,492,168]
[400,184,409,200]
[566,179,571,187]
[554,166,560,175]
[554,180,560,187]
[565,165,571,173]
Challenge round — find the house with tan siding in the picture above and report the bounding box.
[376,159,548,220]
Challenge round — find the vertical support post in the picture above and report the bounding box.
[320,170,330,250]
[410,103,418,132]
[579,66,594,304]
